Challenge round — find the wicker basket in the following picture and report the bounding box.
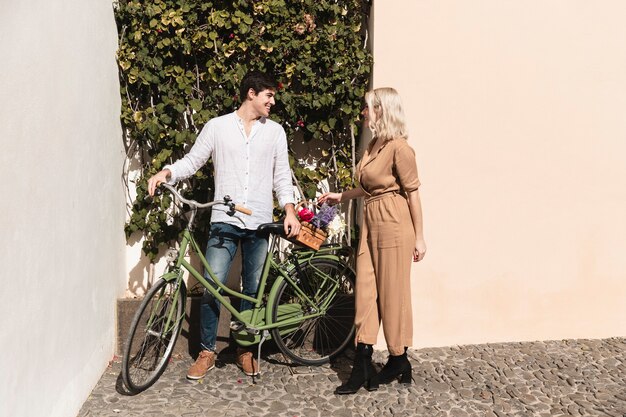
[292,221,327,251]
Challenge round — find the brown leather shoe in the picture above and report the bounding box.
[236,348,259,376]
[186,350,216,380]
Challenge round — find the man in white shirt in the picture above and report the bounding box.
[148,71,301,379]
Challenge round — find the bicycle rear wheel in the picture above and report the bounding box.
[271,258,355,366]
[121,277,186,394]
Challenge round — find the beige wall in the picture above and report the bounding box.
[372,1,626,348]
[0,1,126,416]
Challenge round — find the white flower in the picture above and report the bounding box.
[326,213,346,239]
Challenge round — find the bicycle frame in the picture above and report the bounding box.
[122,185,356,393]
[163,224,352,344]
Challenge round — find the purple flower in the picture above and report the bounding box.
[310,203,337,229]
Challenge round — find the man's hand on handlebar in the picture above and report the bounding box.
[148,169,171,196]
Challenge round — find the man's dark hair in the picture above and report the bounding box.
[239,71,278,103]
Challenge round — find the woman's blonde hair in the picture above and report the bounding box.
[365,87,408,141]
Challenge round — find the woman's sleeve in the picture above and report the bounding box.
[394,140,421,192]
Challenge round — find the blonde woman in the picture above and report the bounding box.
[319,87,426,395]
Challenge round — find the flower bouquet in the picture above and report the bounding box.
[293,202,340,250]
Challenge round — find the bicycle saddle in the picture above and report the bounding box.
[256,221,287,238]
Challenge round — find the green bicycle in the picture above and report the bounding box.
[121,183,356,394]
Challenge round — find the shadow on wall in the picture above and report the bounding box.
[126,231,243,297]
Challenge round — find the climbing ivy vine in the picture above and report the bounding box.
[114,0,372,258]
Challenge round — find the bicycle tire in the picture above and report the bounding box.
[271,258,355,366]
[121,277,186,393]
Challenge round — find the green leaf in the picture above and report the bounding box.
[116,0,372,254]
[190,99,203,111]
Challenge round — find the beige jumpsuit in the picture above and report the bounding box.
[355,138,421,356]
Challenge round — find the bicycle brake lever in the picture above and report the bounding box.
[143,186,164,204]
[223,195,238,216]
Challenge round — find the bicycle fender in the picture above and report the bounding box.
[311,254,344,263]
[160,270,182,282]
[265,276,287,325]
[283,254,345,273]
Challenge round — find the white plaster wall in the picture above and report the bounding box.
[0,1,126,416]
[372,1,626,348]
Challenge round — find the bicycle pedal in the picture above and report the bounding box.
[230,321,245,332]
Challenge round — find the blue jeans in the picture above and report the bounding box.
[200,222,268,352]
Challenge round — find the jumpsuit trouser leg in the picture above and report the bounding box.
[354,193,415,356]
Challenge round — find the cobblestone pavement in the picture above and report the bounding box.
[79,338,625,417]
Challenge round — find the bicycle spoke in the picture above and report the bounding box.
[271,259,355,365]
[122,278,186,393]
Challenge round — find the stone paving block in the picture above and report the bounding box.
[79,337,626,416]
[117,295,240,357]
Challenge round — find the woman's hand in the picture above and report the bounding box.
[413,238,427,262]
[318,192,342,205]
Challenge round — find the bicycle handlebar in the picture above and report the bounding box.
[234,204,253,215]
[156,183,252,215]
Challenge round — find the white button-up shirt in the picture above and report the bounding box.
[165,111,295,230]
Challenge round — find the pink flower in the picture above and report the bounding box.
[296,120,305,128]
[228,33,235,39]
[297,207,315,222]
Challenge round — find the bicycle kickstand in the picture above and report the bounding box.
[253,330,270,384]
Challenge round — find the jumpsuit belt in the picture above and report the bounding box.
[364,191,398,205]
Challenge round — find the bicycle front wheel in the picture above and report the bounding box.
[121,277,186,394]
[271,258,355,366]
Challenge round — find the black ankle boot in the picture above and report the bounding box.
[335,343,379,395]
[378,347,412,385]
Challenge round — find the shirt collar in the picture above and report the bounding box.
[233,110,267,125]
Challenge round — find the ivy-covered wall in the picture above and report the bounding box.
[114,0,372,258]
